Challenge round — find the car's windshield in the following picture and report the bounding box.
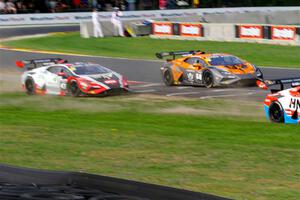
[208,55,243,66]
[71,64,110,75]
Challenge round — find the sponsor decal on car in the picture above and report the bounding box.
[238,25,263,39]
[152,22,173,35]
[179,23,202,37]
[271,26,296,41]
[104,79,117,84]
[290,98,300,109]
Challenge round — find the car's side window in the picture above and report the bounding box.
[47,66,72,77]
[195,58,208,67]
[185,57,197,65]
[47,66,59,74]
[61,67,73,77]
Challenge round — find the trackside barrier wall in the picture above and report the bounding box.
[203,10,300,25]
[151,22,300,46]
[1,7,300,26]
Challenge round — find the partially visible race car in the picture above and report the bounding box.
[16,58,129,96]
[257,77,300,124]
[156,50,263,88]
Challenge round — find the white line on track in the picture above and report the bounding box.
[166,91,201,97]
[212,88,239,92]
[134,89,157,93]
[176,86,195,90]
[131,83,163,88]
[199,92,256,99]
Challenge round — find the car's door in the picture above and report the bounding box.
[193,58,208,84]
[59,67,73,92]
[45,66,63,95]
[183,57,204,83]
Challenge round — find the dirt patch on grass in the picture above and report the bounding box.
[0,70,22,93]
[160,103,264,118]
[0,70,265,119]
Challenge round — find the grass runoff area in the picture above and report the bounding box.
[2,32,300,68]
[0,93,300,200]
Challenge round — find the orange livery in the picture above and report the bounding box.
[156,50,263,88]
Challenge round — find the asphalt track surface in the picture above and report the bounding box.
[1,48,299,100]
[0,25,79,38]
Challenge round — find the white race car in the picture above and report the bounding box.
[16,58,129,96]
[257,77,300,124]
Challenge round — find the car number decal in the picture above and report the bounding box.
[195,73,202,80]
[187,72,194,81]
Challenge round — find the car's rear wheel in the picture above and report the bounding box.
[269,101,285,123]
[163,69,174,86]
[25,78,36,95]
[68,81,82,97]
[203,71,214,88]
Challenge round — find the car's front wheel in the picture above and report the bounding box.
[269,101,285,123]
[25,78,36,95]
[68,81,83,97]
[203,70,214,88]
[162,69,174,86]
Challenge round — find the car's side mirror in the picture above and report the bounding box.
[57,72,66,77]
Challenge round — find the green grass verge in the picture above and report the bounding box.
[2,33,300,68]
[0,93,299,200]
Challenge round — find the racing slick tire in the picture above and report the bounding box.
[203,70,214,88]
[25,77,36,95]
[162,69,175,86]
[269,101,285,123]
[68,81,83,97]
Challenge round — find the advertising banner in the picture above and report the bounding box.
[179,23,202,37]
[238,25,263,39]
[152,22,173,35]
[271,26,296,41]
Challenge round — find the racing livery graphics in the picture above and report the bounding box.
[257,77,300,124]
[16,58,129,96]
[156,50,263,88]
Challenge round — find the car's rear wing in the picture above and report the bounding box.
[16,58,67,70]
[257,77,300,93]
[155,50,205,60]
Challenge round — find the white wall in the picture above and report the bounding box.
[1,7,300,26]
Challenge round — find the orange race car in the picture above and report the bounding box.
[156,50,263,88]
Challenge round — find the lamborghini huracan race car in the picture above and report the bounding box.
[156,50,263,88]
[257,77,300,124]
[16,58,129,96]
